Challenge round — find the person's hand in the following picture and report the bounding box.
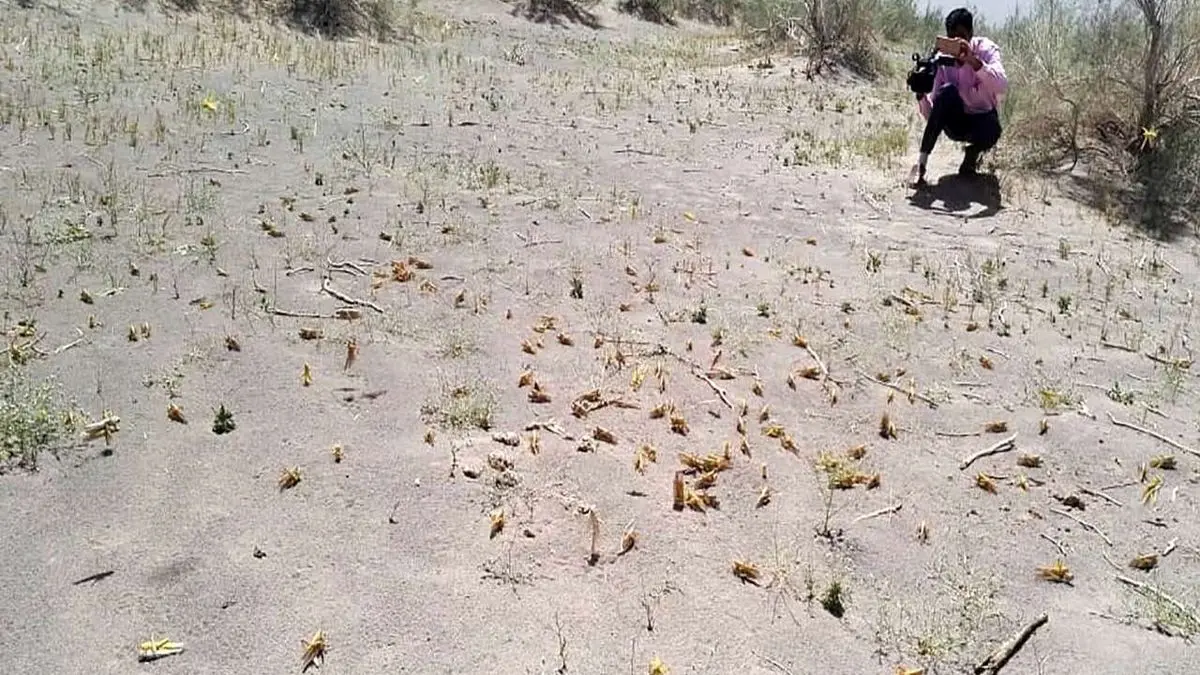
[953,37,972,62]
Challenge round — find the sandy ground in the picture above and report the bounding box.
[1,1,1198,673]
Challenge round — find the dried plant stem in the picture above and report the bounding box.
[852,502,902,523]
[857,370,939,409]
[1078,486,1123,507]
[694,369,733,409]
[973,612,1049,675]
[1039,532,1068,556]
[1107,412,1200,458]
[322,276,384,314]
[1115,575,1200,626]
[1049,507,1113,546]
[959,433,1018,470]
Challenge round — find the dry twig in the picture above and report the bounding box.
[1039,532,1068,556]
[1078,486,1123,507]
[973,612,1049,674]
[321,276,384,314]
[1115,575,1200,626]
[852,502,902,523]
[959,433,1018,470]
[1107,412,1200,458]
[1050,507,1113,546]
[695,368,733,409]
[857,370,939,408]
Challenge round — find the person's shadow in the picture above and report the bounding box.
[908,173,1003,219]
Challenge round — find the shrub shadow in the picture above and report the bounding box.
[510,0,602,29]
[908,172,1003,219]
[1057,170,1194,242]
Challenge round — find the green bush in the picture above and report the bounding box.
[0,368,77,473]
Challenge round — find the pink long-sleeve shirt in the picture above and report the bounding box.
[918,37,1008,119]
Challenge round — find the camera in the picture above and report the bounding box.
[906,49,958,98]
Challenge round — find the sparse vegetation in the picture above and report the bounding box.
[999,0,1200,236]
[0,367,76,473]
[1,0,1198,672]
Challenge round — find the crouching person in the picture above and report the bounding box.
[908,8,1009,188]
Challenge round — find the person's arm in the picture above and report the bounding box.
[916,66,947,120]
[965,38,1008,98]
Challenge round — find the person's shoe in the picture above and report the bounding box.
[907,163,928,189]
[959,147,982,176]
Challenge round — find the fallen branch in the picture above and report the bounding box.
[852,502,902,523]
[804,343,842,400]
[1162,537,1178,557]
[326,257,373,277]
[1107,412,1200,458]
[321,277,383,314]
[1115,575,1200,627]
[514,232,564,247]
[1039,532,1068,556]
[973,612,1049,674]
[268,306,333,319]
[857,370,939,409]
[1078,486,1123,507]
[752,651,797,675]
[147,166,248,178]
[613,147,663,156]
[937,429,982,438]
[1050,507,1113,546]
[53,327,86,354]
[694,369,733,409]
[804,344,830,380]
[959,433,1018,470]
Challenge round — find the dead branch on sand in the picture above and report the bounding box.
[857,369,939,409]
[959,433,1018,470]
[1107,412,1200,458]
[1049,507,1113,546]
[974,612,1048,674]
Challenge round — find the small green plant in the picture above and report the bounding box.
[436,326,478,359]
[423,379,497,431]
[0,369,77,473]
[1106,381,1135,405]
[821,579,846,618]
[1037,387,1074,410]
[867,250,883,273]
[212,404,236,435]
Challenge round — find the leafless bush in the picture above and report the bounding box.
[738,0,885,78]
[282,0,401,40]
[662,0,743,25]
[1000,0,1200,235]
[152,0,405,40]
[507,0,602,28]
[617,0,677,24]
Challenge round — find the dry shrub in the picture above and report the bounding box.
[737,0,886,78]
[507,0,602,28]
[613,0,749,26]
[283,0,400,40]
[1000,0,1200,235]
[155,0,406,41]
[617,0,678,24]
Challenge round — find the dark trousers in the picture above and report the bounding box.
[919,85,1002,156]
